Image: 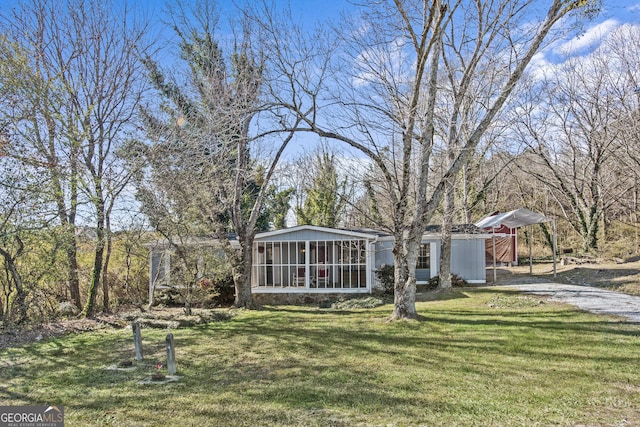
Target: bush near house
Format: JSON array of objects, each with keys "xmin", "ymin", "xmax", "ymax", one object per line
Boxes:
[
  {"xmin": 427, "ymin": 274, "xmax": 468, "ymax": 289},
  {"xmin": 153, "ymin": 275, "xmax": 235, "ymax": 309},
  {"xmin": 375, "ymin": 264, "xmax": 395, "ymax": 295},
  {"xmin": 197, "ymin": 275, "xmax": 235, "ymax": 307}
]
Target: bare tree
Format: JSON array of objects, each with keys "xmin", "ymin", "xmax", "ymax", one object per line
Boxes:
[
  {"xmin": 139, "ymin": 2, "xmax": 301, "ymax": 308},
  {"xmin": 0, "ymin": 0, "xmax": 152, "ymax": 317},
  {"xmin": 0, "ymin": 1, "xmax": 84, "ymax": 310},
  {"xmin": 515, "ymin": 24, "xmax": 640, "ymax": 252},
  {"xmin": 253, "ymin": 0, "xmax": 598, "ymax": 319},
  {"xmin": 68, "ymin": 1, "xmax": 151, "ymax": 317}
]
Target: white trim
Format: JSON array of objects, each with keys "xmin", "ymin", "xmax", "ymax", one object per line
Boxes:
[
  {"xmin": 305, "ymin": 240, "xmax": 310, "ymax": 288},
  {"xmin": 430, "ymin": 242, "xmax": 439, "ymax": 278},
  {"xmin": 375, "ymin": 233, "xmax": 492, "ymax": 242},
  {"xmin": 255, "ymin": 225, "xmax": 378, "ymax": 240}
]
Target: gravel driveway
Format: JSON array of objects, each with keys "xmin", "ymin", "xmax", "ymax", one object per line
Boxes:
[{"xmin": 504, "ymin": 281, "xmax": 640, "ymax": 323}]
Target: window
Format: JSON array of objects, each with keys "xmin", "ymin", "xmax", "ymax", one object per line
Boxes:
[{"xmin": 417, "ymin": 243, "xmax": 430, "ymax": 269}]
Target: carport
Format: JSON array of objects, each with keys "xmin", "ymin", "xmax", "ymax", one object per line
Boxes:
[{"xmin": 475, "ymin": 208, "xmax": 557, "ymax": 281}]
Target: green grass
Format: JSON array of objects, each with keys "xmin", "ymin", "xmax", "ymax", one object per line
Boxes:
[{"xmin": 1, "ymin": 288, "xmax": 639, "ymax": 426}]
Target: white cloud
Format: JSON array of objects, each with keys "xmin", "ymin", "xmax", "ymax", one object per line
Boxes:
[
  {"xmin": 527, "ymin": 51, "xmax": 555, "ymax": 81},
  {"xmin": 555, "ymin": 19, "xmax": 620, "ymax": 56},
  {"xmin": 352, "ymin": 36, "xmax": 410, "ymax": 88}
]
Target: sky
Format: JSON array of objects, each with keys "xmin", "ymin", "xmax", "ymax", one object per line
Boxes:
[
  {"xmin": 2, "ymin": 0, "xmax": 638, "ymax": 68},
  {"xmin": 0, "ymin": 0, "xmax": 638, "ymax": 227},
  {"xmin": 548, "ymin": 1, "xmax": 640, "ymax": 56},
  {"xmin": 128, "ymin": 0, "xmax": 640, "ymax": 91}
]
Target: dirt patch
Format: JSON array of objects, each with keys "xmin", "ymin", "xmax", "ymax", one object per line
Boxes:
[
  {"xmin": 0, "ymin": 307, "xmax": 234, "ymax": 351},
  {"xmin": 486, "ymin": 294, "xmax": 546, "ymax": 309},
  {"xmin": 0, "ymin": 315, "xmax": 125, "ymax": 351}
]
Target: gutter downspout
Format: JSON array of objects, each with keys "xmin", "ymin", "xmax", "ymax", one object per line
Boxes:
[{"xmin": 529, "ymin": 225, "xmax": 533, "ymax": 275}]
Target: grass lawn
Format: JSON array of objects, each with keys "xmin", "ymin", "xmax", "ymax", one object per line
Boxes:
[{"xmin": 1, "ymin": 288, "xmax": 639, "ymax": 426}]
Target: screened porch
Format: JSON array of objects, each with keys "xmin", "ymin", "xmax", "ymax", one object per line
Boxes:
[{"xmin": 251, "ymin": 230, "xmax": 375, "ymax": 292}]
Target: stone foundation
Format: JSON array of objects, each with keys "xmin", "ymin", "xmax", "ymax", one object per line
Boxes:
[{"xmin": 253, "ymin": 293, "xmax": 366, "ymax": 306}]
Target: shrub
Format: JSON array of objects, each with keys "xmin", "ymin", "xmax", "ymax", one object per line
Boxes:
[
  {"xmin": 427, "ymin": 274, "xmax": 468, "ymax": 289},
  {"xmin": 375, "ymin": 264, "xmax": 395, "ymax": 295},
  {"xmin": 197, "ymin": 274, "xmax": 235, "ymax": 307},
  {"xmin": 330, "ymin": 296, "xmax": 385, "ymax": 309}
]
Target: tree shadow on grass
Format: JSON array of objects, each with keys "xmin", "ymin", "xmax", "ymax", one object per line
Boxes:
[{"xmin": 3, "ymin": 292, "xmax": 639, "ymax": 422}]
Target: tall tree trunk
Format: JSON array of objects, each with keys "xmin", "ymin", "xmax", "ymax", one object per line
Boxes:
[
  {"xmin": 83, "ymin": 196, "xmax": 106, "ymax": 318},
  {"xmin": 53, "ymin": 174, "xmax": 81, "ymax": 310},
  {"xmin": 233, "ymin": 238, "xmax": 254, "ymax": 308},
  {"xmin": 439, "ymin": 176, "xmax": 456, "ymax": 290},
  {"xmin": 102, "ymin": 215, "xmax": 112, "ymax": 313},
  {"xmin": 390, "ymin": 232, "xmax": 418, "ymax": 320},
  {"xmin": 462, "ymin": 165, "xmax": 471, "ymax": 224},
  {"xmin": 66, "ymin": 232, "xmax": 82, "ymax": 310}
]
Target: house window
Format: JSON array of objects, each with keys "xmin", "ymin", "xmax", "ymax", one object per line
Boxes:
[{"xmin": 417, "ymin": 243, "xmax": 430, "ymax": 269}]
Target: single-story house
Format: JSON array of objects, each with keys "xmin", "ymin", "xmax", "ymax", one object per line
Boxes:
[{"xmin": 147, "ymin": 224, "xmax": 491, "ymax": 303}]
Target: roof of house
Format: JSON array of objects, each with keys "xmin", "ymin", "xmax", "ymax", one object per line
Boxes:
[
  {"xmin": 349, "ymin": 224, "xmax": 490, "ymax": 241},
  {"xmin": 424, "ymin": 224, "xmax": 486, "ymax": 234},
  {"xmin": 145, "ymin": 224, "xmax": 490, "ymax": 251},
  {"xmin": 254, "ymin": 225, "xmax": 379, "ymax": 240}
]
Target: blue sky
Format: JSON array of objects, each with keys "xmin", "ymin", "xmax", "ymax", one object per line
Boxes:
[
  {"xmin": 557, "ymin": 0, "xmax": 640, "ymax": 52},
  {"xmin": 2, "ymin": 0, "xmax": 637, "ymax": 48}
]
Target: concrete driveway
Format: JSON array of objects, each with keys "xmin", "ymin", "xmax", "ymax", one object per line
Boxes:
[{"xmin": 505, "ymin": 282, "xmax": 640, "ymax": 323}]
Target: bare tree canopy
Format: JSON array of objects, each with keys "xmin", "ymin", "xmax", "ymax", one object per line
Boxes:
[
  {"xmin": 250, "ymin": 0, "xmax": 602, "ymax": 319},
  {"xmin": 138, "ymin": 1, "xmax": 303, "ymax": 308},
  {"xmin": 514, "ymin": 23, "xmax": 640, "ymax": 252},
  {"xmin": 0, "ymin": 0, "xmax": 152, "ymax": 317}
]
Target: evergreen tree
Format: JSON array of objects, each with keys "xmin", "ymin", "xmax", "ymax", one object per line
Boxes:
[{"xmin": 296, "ymin": 152, "xmax": 348, "ymax": 228}]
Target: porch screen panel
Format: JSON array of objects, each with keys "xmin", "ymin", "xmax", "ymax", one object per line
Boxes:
[{"xmin": 252, "ymin": 237, "xmax": 369, "ymax": 289}]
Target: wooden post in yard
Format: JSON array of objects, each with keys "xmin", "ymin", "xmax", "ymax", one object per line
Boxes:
[
  {"xmin": 166, "ymin": 333, "xmax": 177, "ymax": 375},
  {"xmin": 132, "ymin": 321, "xmax": 143, "ymax": 362},
  {"xmin": 552, "ymin": 219, "xmax": 558, "ymax": 279}
]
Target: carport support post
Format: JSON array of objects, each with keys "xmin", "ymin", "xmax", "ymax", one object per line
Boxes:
[
  {"xmin": 529, "ymin": 225, "xmax": 533, "ymax": 275},
  {"xmin": 492, "ymin": 227, "xmax": 497, "ymax": 282},
  {"xmin": 552, "ymin": 219, "xmax": 557, "ymax": 278}
]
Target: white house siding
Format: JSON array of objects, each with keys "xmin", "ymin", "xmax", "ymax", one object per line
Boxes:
[
  {"xmin": 146, "ymin": 226, "xmax": 488, "ymax": 303},
  {"xmin": 451, "ymin": 239, "xmax": 487, "ymax": 283},
  {"xmin": 375, "ymin": 238, "xmax": 486, "ymax": 285}
]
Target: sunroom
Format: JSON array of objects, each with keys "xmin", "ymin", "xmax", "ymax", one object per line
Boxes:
[{"xmin": 251, "ymin": 226, "xmax": 378, "ymax": 293}]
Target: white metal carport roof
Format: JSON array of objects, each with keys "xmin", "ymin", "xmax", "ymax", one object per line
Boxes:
[
  {"xmin": 475, "ymin": 208, "xmax": 552, "ymax": 229},
  {"xmin": 475, "ymin": 208, "xmax": 557, "ymax": 279}
]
